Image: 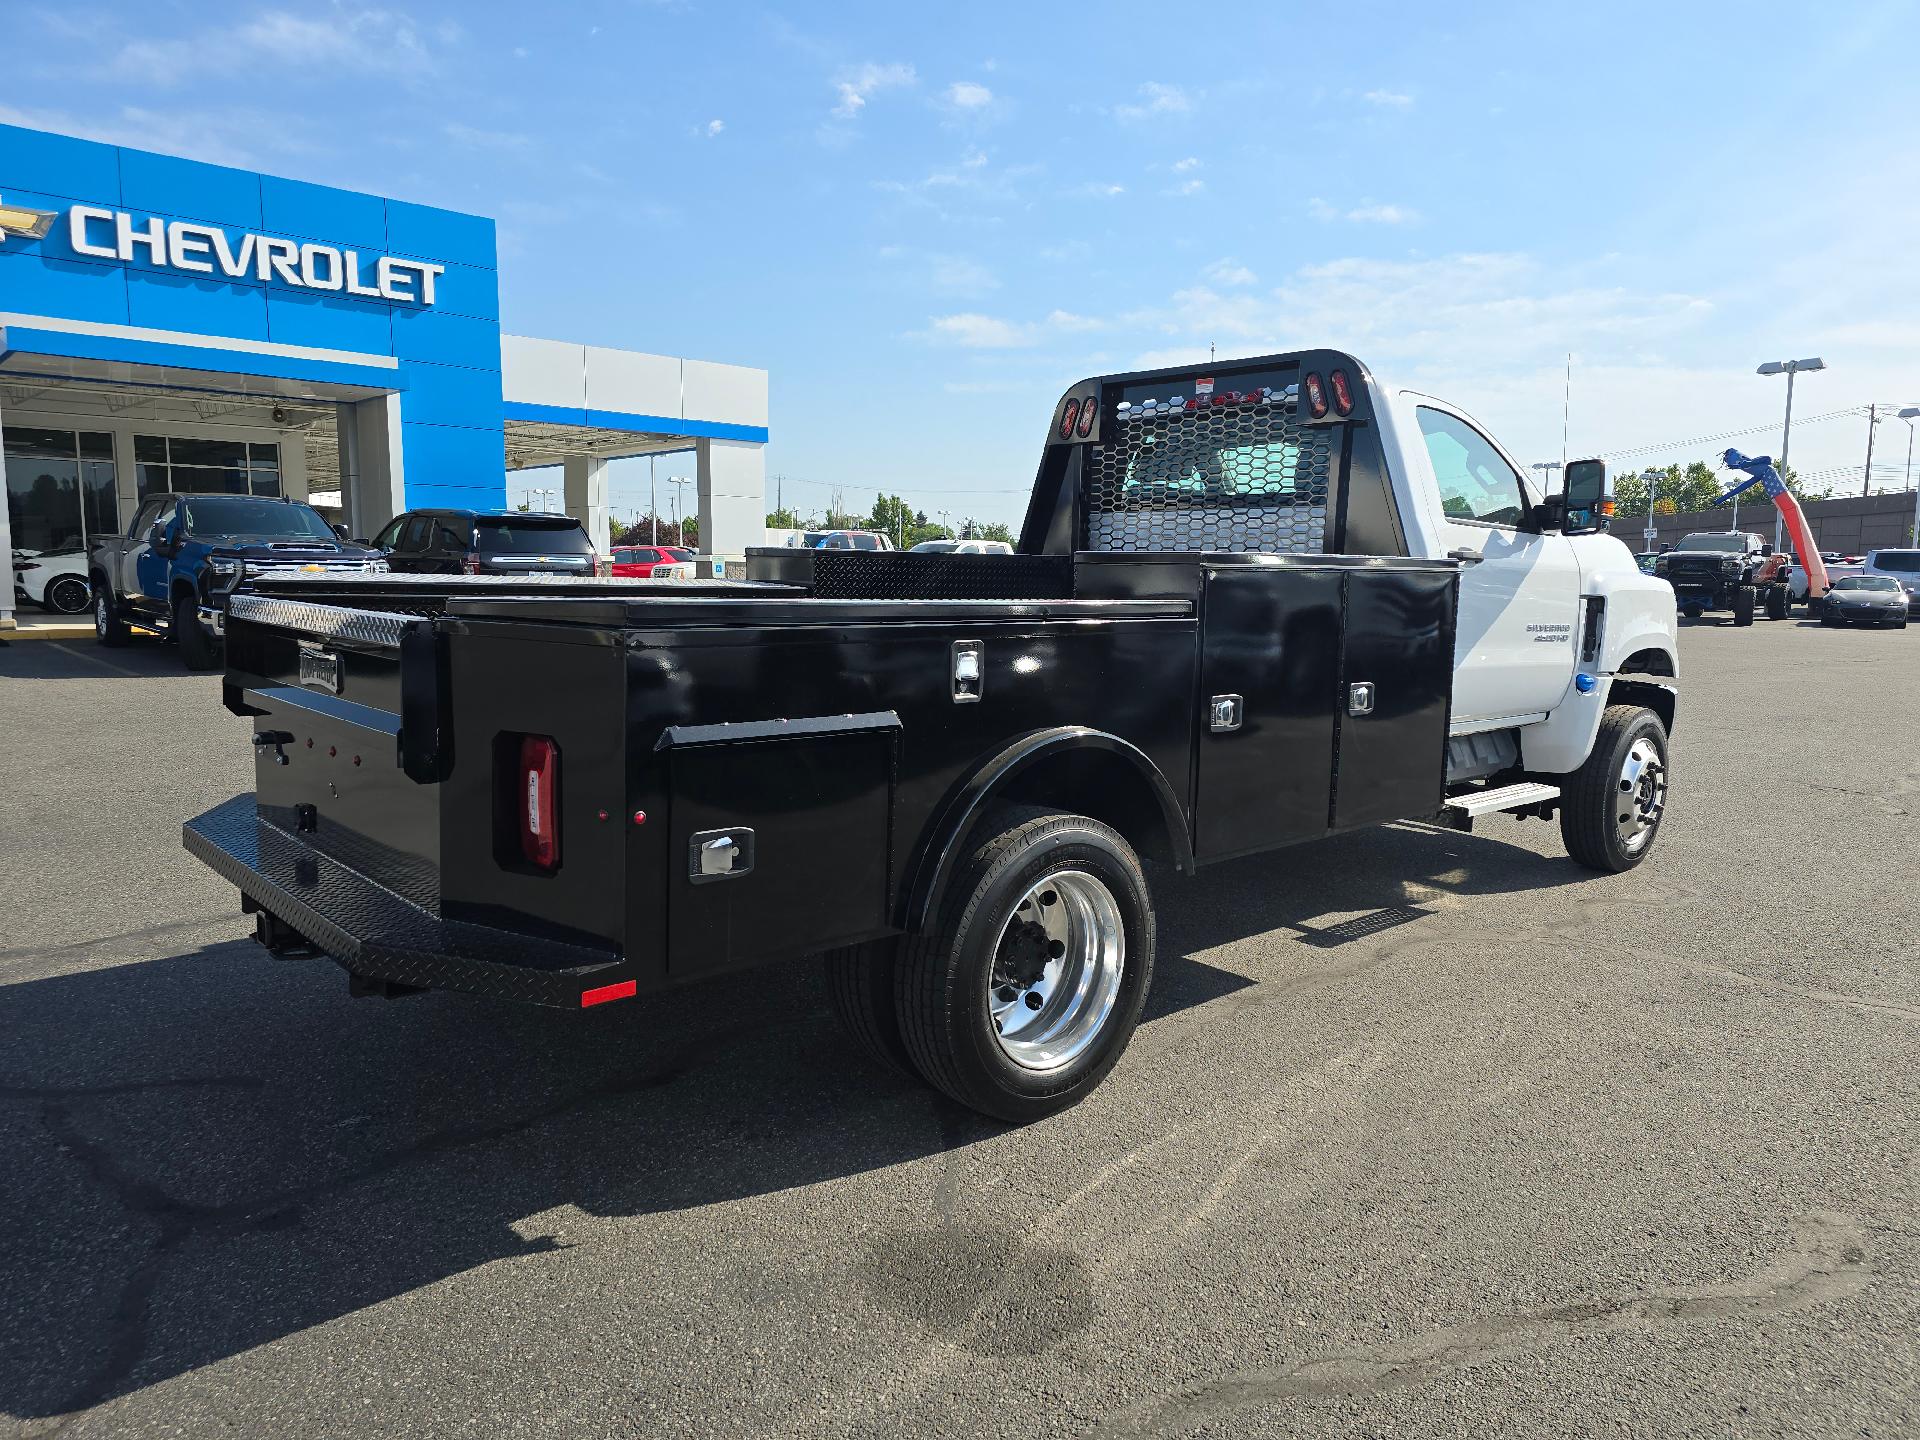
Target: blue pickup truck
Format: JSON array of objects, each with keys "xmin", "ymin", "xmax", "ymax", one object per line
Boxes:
[{"xmin": 89, "ymin": 493, "xmax": 385, "ymax": 669}]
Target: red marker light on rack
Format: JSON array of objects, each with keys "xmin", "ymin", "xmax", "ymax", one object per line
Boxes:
[
  {"xmin": 1329, "ymin": 369, "xmax": 1354, "ymax": 416},
  {"xmin": 1303, "ymin": 372, "xmax": 1329, "ymax": 419}
]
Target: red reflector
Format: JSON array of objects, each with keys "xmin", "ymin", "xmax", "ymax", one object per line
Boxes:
[
  {"xmin": 580, "ymin": 978, "xmax": 637, "ymax": 1008},
  {"xmin": 1060, "ymin": 398, "xmax": 1080, "ymax": 439},
  {"xmin": 1329, "ymin": 368, "xmax": 1354, "ymax": 416},
  {"xmin": 1075, "ymin": 395, "xmax": 1096, "ymax": 438},
  {"xmin": 518, "ymin": 735, "xmax": 560, "ymax": 870},
  {"xmin": 1303, "ymin": 372, "xmax": 1328, "ymax": 419}
]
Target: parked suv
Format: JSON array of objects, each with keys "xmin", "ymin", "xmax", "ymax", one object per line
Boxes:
[
  {"xmin": 372, "ymin": 510, "xmax": 597, "ymax": 576},
  {"xmin": 1653, "ymin": 531, "xmax": 1789, "ymax": 624},
  {"xmin": 1855, "ymin": 547, "xmax": 1920, "ymax": 615},
  {"xmin": 90, "ymin": 493, "xmax": 384, "ymax": 668}
]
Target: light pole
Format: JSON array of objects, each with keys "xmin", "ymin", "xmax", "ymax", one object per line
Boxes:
[
  {"xmin": 1756, "ymin": 356, "xmax": 1825, "ymax": 547},
  {"xmin": 1640, "ymin": 466, "xmax": 1664, "ymax": 549},
  {"xmin": 1530, "ymin": 461, "xmax": 1562, "ymax": 495},
  {"xmin": 1900, "ymin": 406, "xmax": 1920, "ymax": 545},
  {"xmin": 527, "ymin": 486, "xmax": 556, "ymax": 512},
  {"xmin": 667, "ymin": 476, "xmax": 693, "ymax": 544}
]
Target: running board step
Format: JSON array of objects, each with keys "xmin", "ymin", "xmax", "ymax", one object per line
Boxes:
[{"xmin": 1445, "ymin": 781, "xmax": 1562, "ymax": 819}]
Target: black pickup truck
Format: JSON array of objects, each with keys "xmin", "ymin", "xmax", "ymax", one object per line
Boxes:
[{"xmin": 185, "ymin": 348, "xmax": 1677, "ymax": 1121}]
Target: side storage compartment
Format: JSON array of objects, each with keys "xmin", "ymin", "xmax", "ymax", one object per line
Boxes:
[
  {"xmin": 660, "ymin": 714, "xmax": 899, "ymax": 978},
  {"xmin": 1332, "ymin": 563, "xmax": 1456, "ymax": 830}
]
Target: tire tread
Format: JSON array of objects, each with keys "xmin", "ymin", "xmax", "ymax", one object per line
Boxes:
[{"xmin": 1561, "ymin": 703, "xmax": 1664, "ymax": 872}]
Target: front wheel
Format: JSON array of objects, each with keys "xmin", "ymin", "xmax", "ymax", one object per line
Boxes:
[
  {"xmin": 1764, "ymin": 584, "xmax": 1788, "ymax": 621},
  {"xmin": 173, "ymin": 591, "xmax": 220, "ymax": 671},
  {"xmin": 895, "ymin": 809, "xmax": 1153, "ymax": 1123},
  {"xmin": 1559, "ymin": 705, "xmax": 1670, "ymax": 873},
  {"xmin": 1731, "ymin": 585, "xmax": 1756, "ymax": 626}
]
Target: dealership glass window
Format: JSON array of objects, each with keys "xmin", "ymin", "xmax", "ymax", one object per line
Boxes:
[
  {"xmin": 2, "ymin": 427, "xmax": 119, "ymax": 556},
  {"xmin": 134, "ymin": 435, "xmax": 280, "ymax": 501}
]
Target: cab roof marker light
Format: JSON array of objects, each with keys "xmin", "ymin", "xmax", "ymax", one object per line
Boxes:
[{"xmin": 1303, "ymin": 372, "xmax": 1329, "ymax": 420}]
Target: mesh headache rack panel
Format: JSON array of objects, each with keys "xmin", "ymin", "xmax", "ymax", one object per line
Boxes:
[
  {"xmin": 1084, "ymin": 384, "xmax": 1334, "ymax": 554},
  {"xmin": 810, "ymin": 550, "xmax": 1074, "ymax": 600}
]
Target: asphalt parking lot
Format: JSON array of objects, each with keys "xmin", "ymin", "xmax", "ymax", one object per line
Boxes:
[{"xmin": 2, "ymin": 618, "xmax": 1916, "ymax": 1439}]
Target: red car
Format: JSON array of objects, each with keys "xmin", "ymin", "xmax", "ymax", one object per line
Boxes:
[{"xmin": 609, "ymin": 545, "xmax": 687, "ymax": 577}]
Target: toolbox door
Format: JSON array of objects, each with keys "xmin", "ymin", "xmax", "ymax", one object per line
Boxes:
[
  {"xmin": 1332, "ymin": 566, "xmax": 1456, "ymax": 830},
  {"xmin": 660, "ymin": 714, "xmax": 898, "ymax": 979},
  {"xmin": 1194, "ymin": 565, "xmax": 1342, "ymax": 861}
]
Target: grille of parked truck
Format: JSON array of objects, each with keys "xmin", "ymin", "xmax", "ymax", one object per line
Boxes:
[{"xmin": 182, "ymin": 349, "xmax": 1679, "ymax": 1122}]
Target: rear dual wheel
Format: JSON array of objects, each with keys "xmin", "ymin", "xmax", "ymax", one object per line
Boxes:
[{"xmin": 826, "ymin": 808, "xmax": 1153, "ymax": 1123}]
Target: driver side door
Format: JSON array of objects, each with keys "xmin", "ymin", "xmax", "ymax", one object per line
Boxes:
[
  {"xmin": 129, "ymin": 497, "xmax": 177, "ymax": 619},
  {"xmin": 1406, "ymin": 401, "xmax": 1580, "ymax": 723}
]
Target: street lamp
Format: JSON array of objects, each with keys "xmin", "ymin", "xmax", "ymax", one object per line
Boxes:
[
  {"xmin": 1900, "ymin": 406, "xmax": 1920, "ymax": 545},
  {"xmin": 1530, "ymin": 461, "xmax": 1562, "ymax": 492},
  {"xmin": 1640, "ymin": 466, "xmax": 1664, "ymax": 548},
  {"xmin": 1756, "ymin": 357, "xmax": 1825, "ymax": 548}
]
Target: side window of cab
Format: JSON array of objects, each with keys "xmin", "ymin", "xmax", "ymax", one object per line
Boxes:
[
  {"xmin": 372, "ymin": 517, "xmax": 406, "ymax": 550},
  {"xmin": 1415, "ymin": 406, "xmax": 1530, "ymax": 528}
]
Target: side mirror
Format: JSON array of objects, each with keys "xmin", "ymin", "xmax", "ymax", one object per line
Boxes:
[
  {"xmin": 332, "ymin": 524, "xmax": 351, "ymax": 541},
  {"xmin": 1557, "ymin": 458, "xmax": 1610, "ymax": 534},
  {"xmin": 147, "ymin": 523, "xmax": 171, "ymax": 552}
]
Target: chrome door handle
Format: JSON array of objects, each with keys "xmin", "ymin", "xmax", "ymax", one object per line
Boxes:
[{"xmin": 1447, "ymin": 548, "xmax": 1485, "ymax": 565}]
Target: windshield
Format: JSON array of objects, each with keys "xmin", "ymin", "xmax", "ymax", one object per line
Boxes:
[
  {"xmin": 1676, "ymin": 534, "xmax": 1750, "ymax": 553},
  {"xmin": 1834, "ymin": 575, "xmax": 1899, "ymax": 592},
  {"xmin": 181, "ymin": 497, "xmax": 336, "ymax": 541},
  {"xmin": 1871, "ymin": 549, "xmax": 1920, "ymax": 573},
  {"xmin": 474, "ymin": 518, "xmax": 593, "ymax": 555}
]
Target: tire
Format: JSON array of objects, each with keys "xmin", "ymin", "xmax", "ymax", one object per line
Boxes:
[
  {"xmin": 1764, "ymin": 584, "xmax": 1787, "ymax": 621},
  {"xmin": 1680, "ymin": 603, "xmax": 1704, "ymax": 620},
  {"xmin": 173, "ymin": 590, "xmax": 219, "ymax": 671},
  {"xmin": 93, "ymin": 583, "xmax": 130, "ymax": 646},
  {"xmin": 1559, "ymin": 705, "xmax": 1670, "ymax": 873},
  {"xmin": 824, "ymin": 941, "xmax": 916, "ymax": 1079},
  {"xmin": 45, "ymin": 574, "xmax": 91, "ymax": 614},
  {"xmin": 895, "ymin": 808, "xmax": 1153, "ymax": 1124},
  {"xmin": 1731, "ymin": 585, "xmax": 1755, "ymax": 626},
  {"xmin": 1820, "ymin": 614, "xmax": 1839, "ymax": 627}
]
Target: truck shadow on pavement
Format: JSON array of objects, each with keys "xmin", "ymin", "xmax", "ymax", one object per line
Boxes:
[{"xmin": 0, "ymin": 820, "xmax": 1580, "ymax": 1420}]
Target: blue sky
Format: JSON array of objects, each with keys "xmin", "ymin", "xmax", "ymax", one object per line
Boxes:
[{"xmin": 8, "ymin": 1, "xmax": 1920, "ymax": 527}]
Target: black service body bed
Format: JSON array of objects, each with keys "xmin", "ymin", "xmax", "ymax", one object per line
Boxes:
[{"xmin": 186, "ymin": 552, "xmax": 1456, "ymax": 1009}]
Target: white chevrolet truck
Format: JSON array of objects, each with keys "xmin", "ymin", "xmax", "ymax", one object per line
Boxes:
[{"xmin": 184, "ymin": 348, "xmax": 1679, "ymax": 1122}]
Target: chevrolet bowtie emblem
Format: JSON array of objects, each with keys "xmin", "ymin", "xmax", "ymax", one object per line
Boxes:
[{"xmin": 0, "ymin": 196, "xmax": 57, "ymax": 244}]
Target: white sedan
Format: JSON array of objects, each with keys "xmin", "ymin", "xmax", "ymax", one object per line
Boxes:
[{"xmin": 11, "ymin": 549, "xmax": 92, "ymax": 614}]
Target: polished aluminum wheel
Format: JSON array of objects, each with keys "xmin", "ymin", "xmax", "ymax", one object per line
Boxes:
[
  {"xmin": 1616, "ymin": 735, "xmax": 1667, "ymax": 854},
  {"xmin": 987, "ymin": 870, "xmax": 1125, "ymax": 1072}
]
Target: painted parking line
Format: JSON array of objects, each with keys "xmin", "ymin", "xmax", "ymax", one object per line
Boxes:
[{"xmin": 47, "ymin": 642, "xmax": 147, "ymax": 679}]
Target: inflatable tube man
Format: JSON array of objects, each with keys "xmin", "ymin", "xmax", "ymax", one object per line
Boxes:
[{"xmin": 1717, "ymin": 449, "xmax": 1829, "ymax": 600}]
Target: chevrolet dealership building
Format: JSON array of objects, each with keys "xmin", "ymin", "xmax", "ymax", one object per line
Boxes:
[{"xmin": 0, "ymin": 122, "xmax": 768, "ymax": 629}]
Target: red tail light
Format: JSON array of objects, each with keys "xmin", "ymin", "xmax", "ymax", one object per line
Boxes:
[
  {"xmin": 518, "ymin": 735, "xmax": 560, "ymax": 870},
  {"xmin": 1303, "ymin": 372, "xmax": 1329, "ymax": 419},
  {"xmin": 1075, "ymin": 395, "xmax": 1096, "ymax": 438},
  {"xmin": 1329, "ymin": 368, "xmax": 1354, "ymax": 416},
  {"xmin": 462, "ymin": 555, "xmax": 481, "ymax": 574},
  {"xmin": 1060, "ymin": 398, "xmax": 1081, "ymax": 439}
]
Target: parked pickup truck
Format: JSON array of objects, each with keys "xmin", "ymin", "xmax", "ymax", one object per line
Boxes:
[
  {"xmin": 1652, "ymin": 530, "xmax": 1790, "ymax": 624},
  {"xmin": 90, "ymin": 493, "xmax": 386, "ymax": 669},
  {"xmin": 183, "ymin": 349, "xmax": 1679, "ymax": 1122}
]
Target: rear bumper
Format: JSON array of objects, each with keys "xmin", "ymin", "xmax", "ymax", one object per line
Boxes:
[{"xmin": 184, "ymin": 795, "xmax": 635, "ymax": 1008}]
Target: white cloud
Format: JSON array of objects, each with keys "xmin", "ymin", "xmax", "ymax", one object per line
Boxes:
[
  {"xmin": 1074, "ymin": 182, "xmax": 1126, "ymax": 198},
  {"xmin": 1172, "ymin": 156, "xmax": 1202, "ymax": 172},
  {"xmin": 1166, "ymin": 178, "xmax": 1206, "ymax": 197},
  {"xmin": 1204, "ymin": 258, "xmax": 1257, "ymax": 287},
  {"xmin": 922, "ymin": 310, "xmax": 1105, "ymax": 349},
  {"xmin": 946, "ymin": 81, "xmax": 993, "ymax": 109},
  {"xmin": 930, "ymin": 254, "xmax": 1000, "ymax": 294},
  {"xmin": 928, "ymin": 313, "xmax": 1035, "ymax": 348},
  {"xmin": 1116, "ymin": 81, "xmax": 1192, "ymax": 121},
  {"xmin": 101, "ymin": 7, "xmax": 452, "ymax": 86},
  {"xmin": 704, "ymin": 118, "xmax": 725, "ymax": 137},
  {"xmin": 1308, "ymin": 197, "xmax": 1418, "ymax": 224},
  {"xmin": 1363, "ymin": 89, "xmax": 1413, "ymax": 107},
  {"xmin": 832, "ymin": 61, "xmax": 916, "ymax": 119},
  {"xmin": 442, "ymin": 122, "xmax": 532, "ymax": 154}
]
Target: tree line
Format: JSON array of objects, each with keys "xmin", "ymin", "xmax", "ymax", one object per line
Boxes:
[{"xmin": 1609, "ymin": 460, "xmax": 1801, "ymax": 518}]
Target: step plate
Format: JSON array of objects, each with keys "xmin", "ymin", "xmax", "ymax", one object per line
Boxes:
[{"xmin": 1446, "ymin": 781, "xmax": 1562, "ymax": 818}]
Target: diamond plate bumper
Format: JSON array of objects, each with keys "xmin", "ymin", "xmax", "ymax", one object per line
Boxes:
[{"xmin": 184, "ymin": 795, "xmax": 633, "ymax": 1008}]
